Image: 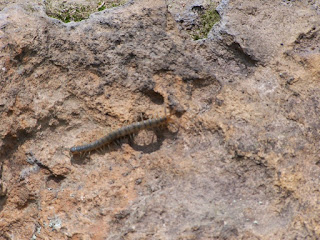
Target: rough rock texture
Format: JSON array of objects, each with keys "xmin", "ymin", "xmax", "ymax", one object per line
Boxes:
[{"xmin": 1, "ymin": 0, "xmax": 320, "ymax": 239}]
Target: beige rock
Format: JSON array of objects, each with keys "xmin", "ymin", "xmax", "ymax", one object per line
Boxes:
[{"xmin": 1, "ymin": 0, "xmax": 320, "ymax": 239}]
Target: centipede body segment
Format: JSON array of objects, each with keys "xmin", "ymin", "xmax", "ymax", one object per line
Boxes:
[{"xmin": 70, "ymin": 111, "xmax": 173, "ymax": 155}]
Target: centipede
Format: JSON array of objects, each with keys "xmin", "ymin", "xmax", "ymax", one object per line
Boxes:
[{"xmin": 70, "ymin": 109, "xmax": 174, "ymax": 156}]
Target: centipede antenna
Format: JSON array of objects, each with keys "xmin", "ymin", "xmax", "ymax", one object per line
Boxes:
[{"xmin": 140, "ymin": 112, "xmax": 143, "ymax": 121}]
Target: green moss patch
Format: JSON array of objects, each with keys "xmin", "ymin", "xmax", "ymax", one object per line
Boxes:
[
  {"xmin": 192, "ymin": 3, "xmax": 220, "ymax": 40},
  {"xmin": 45, "ymin": 0, "xmax": 126, "ymax": 23}
]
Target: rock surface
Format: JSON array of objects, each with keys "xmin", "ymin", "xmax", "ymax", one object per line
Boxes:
[{"xmin": 1, "ymin": 0, "xmax": 320, "ymax": 239}]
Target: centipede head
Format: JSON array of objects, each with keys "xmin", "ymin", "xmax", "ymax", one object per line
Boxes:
[{"xmin": 164, "ymin": 107, "xmax": 179, "ymax": 132}]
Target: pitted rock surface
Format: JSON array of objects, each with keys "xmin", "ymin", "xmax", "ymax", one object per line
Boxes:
[{"xmin": 1, "ymin": 0, "xmax": 320, "ymax": 239}]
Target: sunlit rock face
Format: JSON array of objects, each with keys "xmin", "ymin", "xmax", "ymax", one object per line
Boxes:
[{"xmin": 1, "ymin": 0, "xmax": 320, "ymax": 239}]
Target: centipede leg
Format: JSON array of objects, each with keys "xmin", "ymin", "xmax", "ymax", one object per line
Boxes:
[
  {"xmin": 127, "ymin": 134, "xmax": 132, "ymax": 145},
  {"xmin": 151, "ymin": 132, "xmax": 155, "ymax": 144},
  {"xmin": 129, "ymin": 134, "xmax": 134, "ymax": 141}
]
